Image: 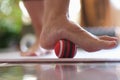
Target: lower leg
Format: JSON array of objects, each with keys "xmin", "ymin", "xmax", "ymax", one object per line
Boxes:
[
  {"xmin": 22, "ymin": 0, "xmax": 44, "ymax": 56},
  {"xmin": 23, "ymin": 0, "xmax": 44, "ymax": 37}
]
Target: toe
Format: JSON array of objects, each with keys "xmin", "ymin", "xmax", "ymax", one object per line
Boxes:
[
  {"xmin": 99, "ymin": 40, "xmax": 117, "ymax": 49},
  {"xmin": 99, "ymin": 35, "xmax": 118, "ymax": 41}
]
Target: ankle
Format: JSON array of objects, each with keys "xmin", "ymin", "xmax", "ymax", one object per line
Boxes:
[{"xmin": 42, "ymin": 13, "xmax": 68, "ymax": 25}]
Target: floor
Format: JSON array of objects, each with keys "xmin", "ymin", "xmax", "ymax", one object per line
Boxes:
[{"xmin": 0, "ymin": 45, "xmax": 120, "ymax": 80}]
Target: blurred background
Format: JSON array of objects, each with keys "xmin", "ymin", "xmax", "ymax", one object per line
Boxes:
[
  {"xmin": 0, "ymin": 0, "xmax": 33, "ymax": 52},
  {"xmin": 0, "ymin": 0, "xmax": 120, "ymax": 52},
  {"xmin": 0, "ymin": 0, "xmax": 22, "ymax": 51}
]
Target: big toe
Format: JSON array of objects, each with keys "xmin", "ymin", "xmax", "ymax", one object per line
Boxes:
[{"xmin": 100, "ymin": 40, "xmax": 117, "ymax": 49}]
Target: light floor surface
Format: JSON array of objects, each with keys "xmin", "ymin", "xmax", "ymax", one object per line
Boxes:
[{"xmin": 0, "ymin": 44, "xmax": 120, "ymax": 59}]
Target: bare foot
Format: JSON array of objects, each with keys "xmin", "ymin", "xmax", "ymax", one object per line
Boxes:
[
  {"xmin": 40, "ymin": 15, "xmax": 118, "ymax": 52},
  {"xmin": 21, "ymin": 40, "xmax": 51, "ymax": 56}
]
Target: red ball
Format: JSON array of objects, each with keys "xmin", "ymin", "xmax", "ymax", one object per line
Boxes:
[{"xmin": 54, "ymin": 39, "xmax": 77, "ymax": 58}]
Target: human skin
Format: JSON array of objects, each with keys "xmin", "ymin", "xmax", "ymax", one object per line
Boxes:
[
  {"xmin": 22, "ymin": 0, "xmax": 44, "ymax": 56},
  {"xmin": 22, "ymin": 0, "xmax": 118, "ymax": 56},
  {"xmin": 40, "ymin": 0, "xmax": 118, "ymax": 51}
]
